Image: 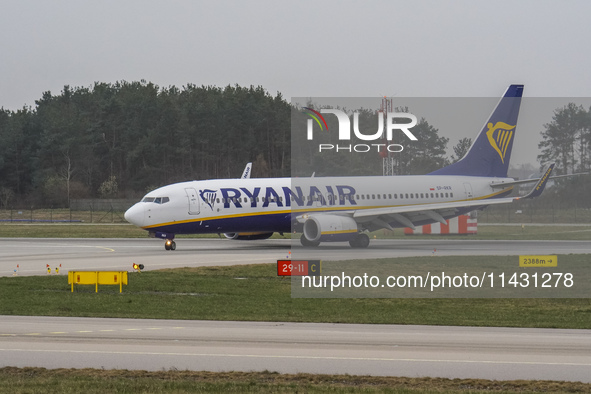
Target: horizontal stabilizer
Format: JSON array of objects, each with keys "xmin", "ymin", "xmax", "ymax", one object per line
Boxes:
[{"xmin": 490, "ymin": 168, "xmax": 587, "ymax": 189}]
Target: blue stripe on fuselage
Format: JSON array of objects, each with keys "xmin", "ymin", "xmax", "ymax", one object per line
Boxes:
[{"xmin": 147, "ymin": 211, "xmax": 292, "ymax": 235}]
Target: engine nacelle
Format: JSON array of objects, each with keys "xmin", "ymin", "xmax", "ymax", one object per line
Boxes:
[
  {"xmin": 302, "ymin": 215, "xmax": 358, "ymax": 243},
  {"xmin": 224, "ymin": 232, "xmax": 274, "ymax": 240}
]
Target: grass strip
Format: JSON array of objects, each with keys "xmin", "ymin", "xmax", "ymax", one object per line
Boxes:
[
  {"xmin": 1, "ymin": 367, "xmax": 590, "ymax": 393},
  {"xmin": 1, "ymin": 258, "xmax": 590, "ymax": 328}
]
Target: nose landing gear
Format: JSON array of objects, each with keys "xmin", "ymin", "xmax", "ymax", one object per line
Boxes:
[
  {"xmin": 150, "ymin": 231, "xmax": 177, "ymax": 251},
  {"xmin": 164, "ymin": 239, "xmax": 176, "ymax": 251}
]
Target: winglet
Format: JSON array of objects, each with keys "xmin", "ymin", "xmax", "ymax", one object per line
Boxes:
[
  {"xmin": 241, "ymin": 162, "xmax": 252, "ymax": 179},
  {"xmin": 519, "ymin": 163, "xmax": 555, "ymax": 199}
]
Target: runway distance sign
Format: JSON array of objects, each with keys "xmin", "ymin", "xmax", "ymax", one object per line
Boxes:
[
  {"xmin": 519, "ymin": 255, "xmax": 557, "ymax": 267},
  {"xmin": 277, "ymin": 260, "xmax": 321, "ymax": 276}
]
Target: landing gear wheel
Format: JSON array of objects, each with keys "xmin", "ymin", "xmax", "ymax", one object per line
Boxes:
[
  {"xmin": 165, "ymin": 239, "xmax": 176, "ymax": 251},
  {"xmin": 300, "ymin": 234, "xmax": 320, "ymax": 247},
  {"xmin": 349, "ymin": 233, "xmax": 370, "ymax": 248}
]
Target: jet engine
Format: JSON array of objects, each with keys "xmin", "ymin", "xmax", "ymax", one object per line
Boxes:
[{"xmin": 302, "ymin": 214, "xmax": 358, "ymax": 243}]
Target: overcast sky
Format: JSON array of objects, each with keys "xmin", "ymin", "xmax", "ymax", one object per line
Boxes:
[{"xmin": 1, "ymin": 0, "xmax": 590, "ymax": 167}]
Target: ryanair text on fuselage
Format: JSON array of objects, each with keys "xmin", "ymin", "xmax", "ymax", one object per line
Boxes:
[{"xmin": 205, "ymin": 185, "xmax": 358, "ymax": 210}]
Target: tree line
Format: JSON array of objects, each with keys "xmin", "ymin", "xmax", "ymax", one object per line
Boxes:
[
  {"xmin": 536, "ymin": 102, "xmax": 591, "ymax": 207},
  {"xmin": 0, "ymin": 82, "xmax": 290, "ymax": 207},
  {"xmin": 0, "ymin": 81, "xmax": 589, "ymax": 208},
  {"xmin": 538, "ymin": 102, "xmax": 591, "ymax": 174}
]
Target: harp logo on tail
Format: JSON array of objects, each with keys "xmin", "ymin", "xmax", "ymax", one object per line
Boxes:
[
  {"xmin": 486, "ymin": 122, "xmax": 515, "ymax": 163},
  {"xmin": 199, "ymin": 189, "xmax": 218, "ymax": 210}
]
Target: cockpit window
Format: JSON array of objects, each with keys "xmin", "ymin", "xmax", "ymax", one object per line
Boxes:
[{"xmin": 142, "ymin": 196, "xmax": 169, "ymax": 204}]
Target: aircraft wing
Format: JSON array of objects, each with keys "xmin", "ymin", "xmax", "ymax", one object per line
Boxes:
[
  {"xmin": 350, "ymin": 196, "xmax": 515, "ymax": 230},
  {"xmin": 307, "ymin": 163, "xmax": 555, "ymax": 231}
]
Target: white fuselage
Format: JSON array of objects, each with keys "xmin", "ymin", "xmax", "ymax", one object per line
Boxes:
[{"xmin": 124, "ymin": 175, "xmax": 513, "ymax": 235}]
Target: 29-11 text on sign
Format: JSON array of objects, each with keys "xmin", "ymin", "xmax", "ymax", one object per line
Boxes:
[{"xmin": 277, "ymin": 260, "xmax": 322, "ymax": 276}]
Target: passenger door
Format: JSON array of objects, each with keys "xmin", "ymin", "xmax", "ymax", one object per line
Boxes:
[{"xmin": 185, "ymin": 188, "xmax": 200, "ymax": 215}]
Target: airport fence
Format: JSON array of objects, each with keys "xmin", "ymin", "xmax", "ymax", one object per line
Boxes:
[
  {"xmin": 0, "ymin": 207, "xmax": 128, "ymax": 224},
  {"xmin": 478, "ymin": 200, "xmax": 591, "ymax": 224},
  {"xmin": 0, "ymin": 199, "xmax": 137, "ymax": 224},
  {"xmin": 0, "ymin": 200, "xmax": 589, "ymax": 225}
]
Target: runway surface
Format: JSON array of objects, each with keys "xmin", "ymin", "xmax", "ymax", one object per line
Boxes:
[
  {"xmin": 1, "ymin": 316, "xmax": 590, "ymax": 382},
  {"xmin": 3, "ymin": 237, "xmax": 591, "ymax": 276}
]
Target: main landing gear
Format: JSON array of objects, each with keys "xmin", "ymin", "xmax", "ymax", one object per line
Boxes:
[
  {"xmin": 300, "ymin": 234, "xmax": 320, "ymax": 247},
  {"xmin": 164, "ymin": 239, "xmax": 176, "ymax": 251},
  {"xmin": 299, "ymin": 233, "xmax": 370, "ymax": 248},
  {"xmin": 348, "ymin": 233, "xmax": 370, "ymax": 248}
]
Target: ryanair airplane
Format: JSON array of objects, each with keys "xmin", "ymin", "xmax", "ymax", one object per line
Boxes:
[{"xmin": 125, "ymin": 85, "xmax": 554, "ymax": 250}]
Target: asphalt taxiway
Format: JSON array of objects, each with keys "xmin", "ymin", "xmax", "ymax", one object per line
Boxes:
[
  {"xmin": 1, "ymin": 316, "xmax": 590, "ymax": 382},
  {"xmin": 3, "ymin": 237, "xmax": 591, "ymax": 276}
]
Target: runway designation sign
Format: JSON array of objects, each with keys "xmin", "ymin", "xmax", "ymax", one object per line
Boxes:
[
  {"xmin": 277, "ymin": 260, "xmax": 321, "ymax": 276},
  {"xmin": 519, "ymin": 255, "xmax": 557, "ymax": 267}
]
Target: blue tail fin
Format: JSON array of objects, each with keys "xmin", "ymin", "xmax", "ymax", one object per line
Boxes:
[{"xmin": 429, "ymin": 84, "xmax": 524, "ymax": 177}]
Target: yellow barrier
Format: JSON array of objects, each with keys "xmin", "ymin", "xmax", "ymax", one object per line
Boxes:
[{"xmin": 68, "ymin": 271, "xmax": 128, "ymax": 293}]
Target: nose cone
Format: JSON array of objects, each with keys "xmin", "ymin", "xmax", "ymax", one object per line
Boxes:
[{"xmin": 124, "ymin": 203, "xmax": 144, "ymax": 227}]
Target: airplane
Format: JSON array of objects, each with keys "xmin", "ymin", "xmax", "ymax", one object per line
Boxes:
[{"xmin": 124, "ymin": 84, "xmax": 555, "ymax": 250}]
